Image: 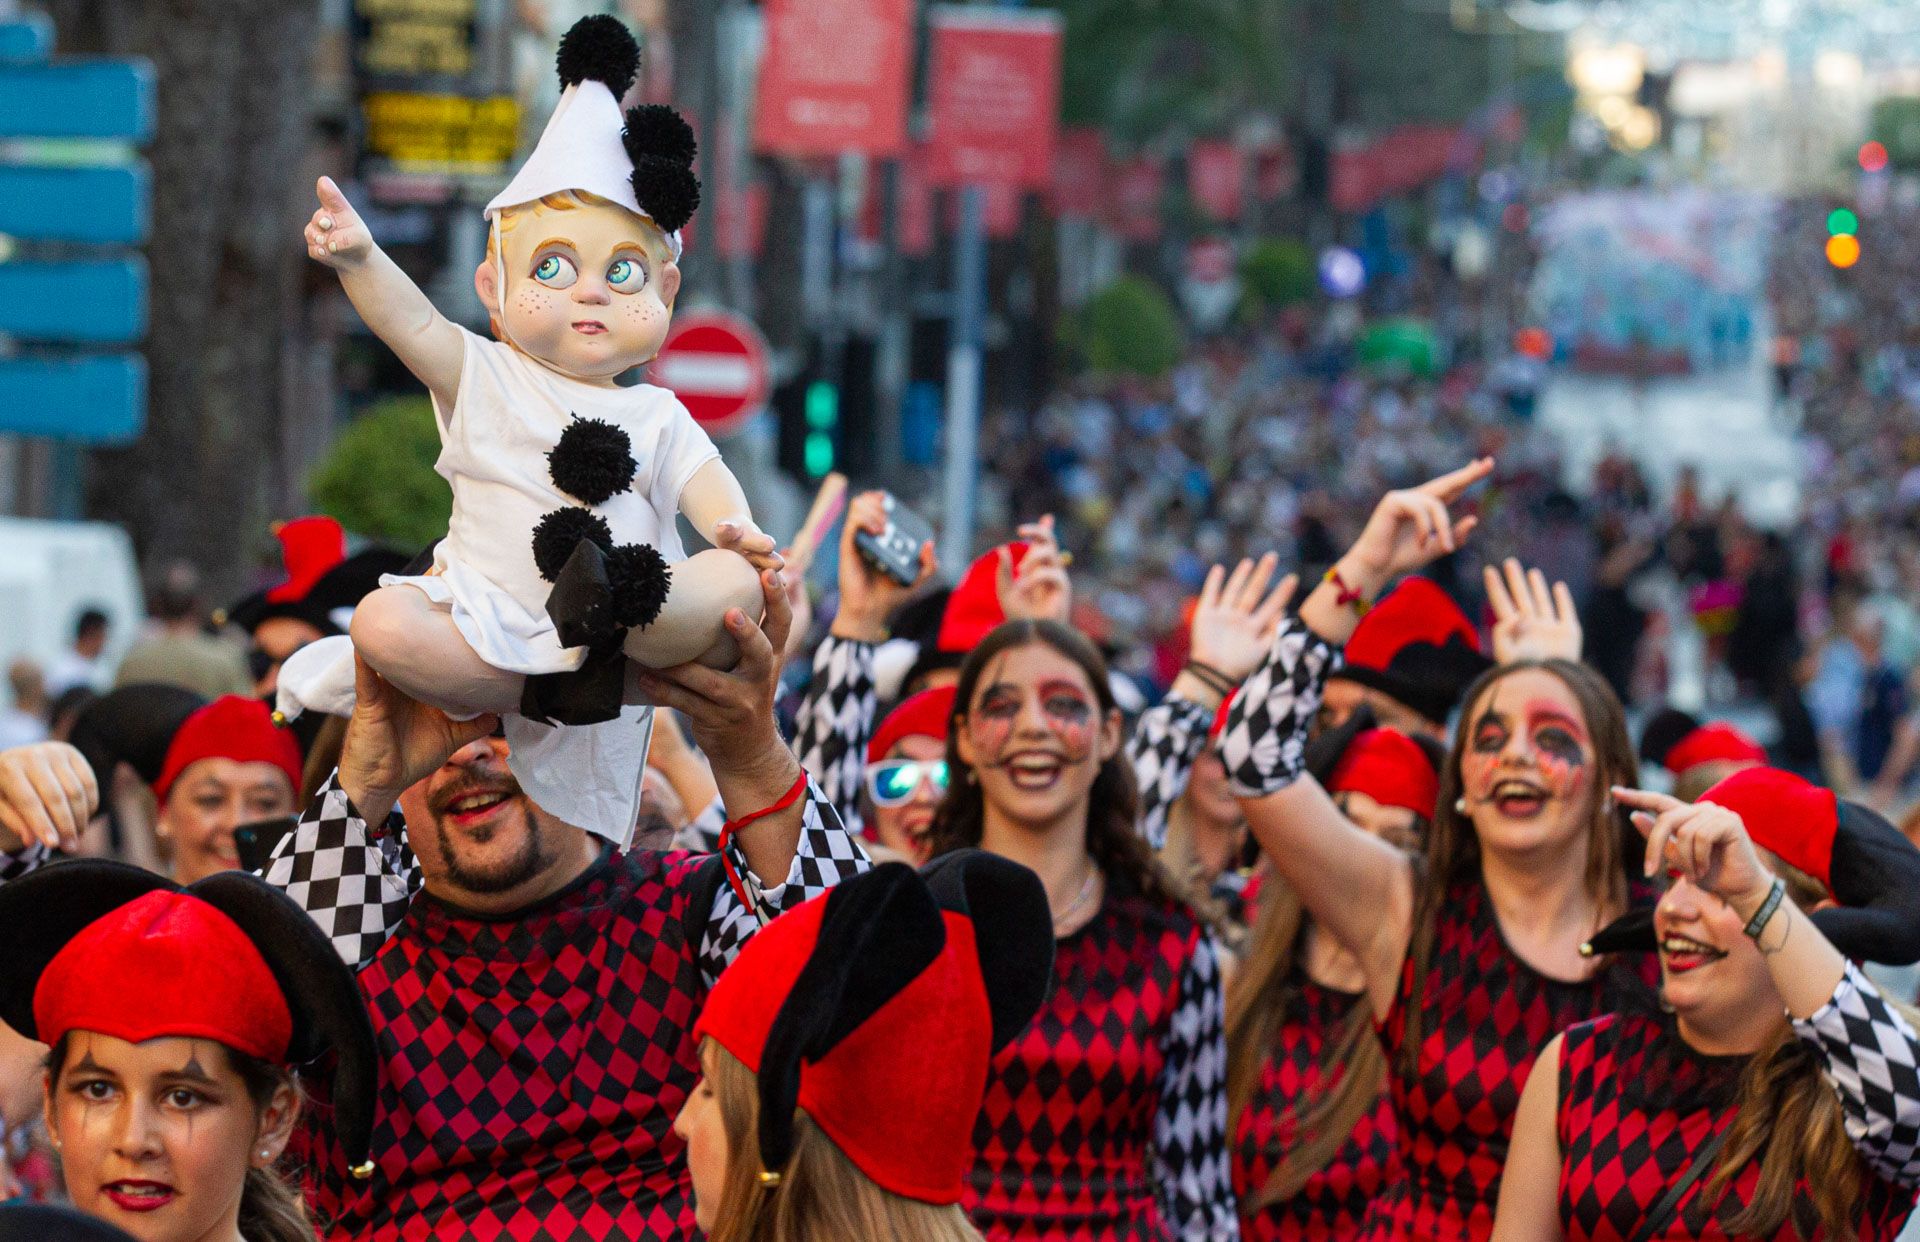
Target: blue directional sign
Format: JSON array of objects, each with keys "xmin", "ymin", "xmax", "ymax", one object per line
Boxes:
[
  {"xmin": 0, "ymin": 16, "xmax": 52, "ymax": 63},
  {"xmin": 0, "ymin": 164, "xmax": 149, "ymax": 244},
  {"xmin": 0, "ymin": 260, "xmax": 147, "ymax": 344},
  {"xmin": 0, "ymin": 356, "xmax": 146, "ymax": 444},
  {"xmin": 0, "ymin": 60, "xmax": 154, "ymax": 140}
]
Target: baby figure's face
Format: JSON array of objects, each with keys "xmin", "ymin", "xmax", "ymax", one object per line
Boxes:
[{"xmin": 478, "ymin": 198, "xmax": 681, "ymax": 381}]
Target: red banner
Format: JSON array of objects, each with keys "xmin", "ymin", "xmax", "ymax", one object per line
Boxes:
[
  {"xmin": 1331, "ymin": 125, "xmax": 1465, "ymax": 213},
  {"xmin": 1052, "ymin": 127, "xmax": 1106, "ymax": 218},
  {"xmin": 1255, "ymin": 141, "xmax": 1295, "ymax": 201},
  {"xmin": 715, "ymin": 183, "xmax": 769, "ymax": 259},
  {"xmin": 898, "ymin": 145, "xmax": 935, "ymax": 256},
  {"xmin": 753, "ymin": 0, "xmax": 911, "ymax": 157},
  {"xmin": 1108, "ymin": 156, "xmax": 1164, "ymax": 242},
  {"xmin": 925, "ymin": 7, "xmax": 1063, "ymax": 189},
  {"xmin": 1187, "ymin": 140, "xmax": 1243, "ymax": 221}
]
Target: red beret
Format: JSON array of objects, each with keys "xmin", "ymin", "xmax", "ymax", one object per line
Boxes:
[
  {"xmin": 1328, "ymin": 728, "xmax": 1439, "ymax": 820},
  {"xmin": 868, "ymin": 686, "xmax": 958, "ymax": 764},
  {"xmin": 1698, "ymin": 766, "xmax": 1837, "ymax": 891},
  {"xmin": 35, "ymin": 889, "xmax": 293, "ymax": 1062},
  {"xmin": 152, "ymin": 695, "xmax": 303, "ymax": 806},
  {"xmin": 937, "ymin": 542, "xmax": 1030, "ymax": 654},
  {"xmin": 1663, "ymin": 722, "xmax": 1767, "ymax": 775},
  {"xmin": 1335, "ymin": 578, "xmax": 1489, "ymax": 724},
  {"xmin": 265, "ymin": 516, "xmax": 347, "ymax": 604}
]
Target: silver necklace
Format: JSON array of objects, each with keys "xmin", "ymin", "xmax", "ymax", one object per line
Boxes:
[{"xmin": 1051, "ymin": 865, "xmax": 1099, "ymax": 932}]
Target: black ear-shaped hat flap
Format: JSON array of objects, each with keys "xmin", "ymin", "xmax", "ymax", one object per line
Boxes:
[
  {"xmin": 1808, "ymin": 800, "xmax": 1920, "ymax": 965},
  {"xmin": 1639, "ymin": 706, "xmax": 1703, "ymax": 769},
  {"xmin": 1304, "ymin": 701, "xmax": 1377, "ymax": 786},
  {"xmin": 1580, "ymin": 905, "xmax": 1656, "ymax": 958},
  {"xmin": 69, "ymin": 683, "xmax": 206, "ymax": 788},
  {"xmin": 0, "ymin": 1203, "xmax": 139, "ymax": 1241},
  {"xmin": 193, "ymin": 871, "xmax": 380, "ymax": 1175},
  {"xmin": 919, "ymin": 849, "xmax": 1055, "ymax": 1051},
  {"xmin": 756, "ymin": 863, "xmax": 947, "ymax": 1174},
  {"xmin": 0, "ymin": 858, "xmax": 177, "ymax": 1039}
]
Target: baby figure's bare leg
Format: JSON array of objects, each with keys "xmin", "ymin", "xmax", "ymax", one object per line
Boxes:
[
  {"xmin": 621, "ymin": 549, "xmax": 763, "ymax": 671},
  {"xmin": 352, "ymin": 584, "xmax": 525, "ymax": 716}
]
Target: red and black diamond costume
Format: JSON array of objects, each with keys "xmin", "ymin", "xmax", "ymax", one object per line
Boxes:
[
  {"xmin": 1555, "ymin": 983, "xmax": 1918, "ymax": 1242},
  {"xmin": 1234, "ymin": 968, "xmax": 1398, "ymax": 1242},
  {"xmin": 1366, "ymin": 879, "xmax": 1655, "ymax": 1242},
  {"xmin": 262, "ymin": 771, "xmax": 869, "ymax": 1240},
  {"xmin": 965, "ymin": 884, "xmax": 1239, "ymax": 1241}
]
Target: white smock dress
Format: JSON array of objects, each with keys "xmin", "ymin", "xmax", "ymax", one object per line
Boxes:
[{"xmin": 384, "ymin": 323, "xmax": 720, "ymax": 841}]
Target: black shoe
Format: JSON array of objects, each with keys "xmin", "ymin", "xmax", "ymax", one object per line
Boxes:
[
  {"xmin": 520, "ymin": 645, "xmax": 626, "ymax": 726},
  {"xmin": 546, "ymin": 539, "xmax": 621, "ymax": 649}
]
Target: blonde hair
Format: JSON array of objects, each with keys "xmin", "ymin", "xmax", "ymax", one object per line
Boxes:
[{"xmin": 699, "ymin": 1040, "xmax": 985, "ymax": 1242}]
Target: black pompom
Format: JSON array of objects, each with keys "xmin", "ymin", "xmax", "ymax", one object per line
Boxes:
[
  {"xmin": 607, "ymin": 543, "xmax": 671, "ymax": 629},
  {"xmin": 556, "ymin": 15, "xmax": 640, "ymax": 94},
  {"xmin": 531, "ymin": 507, "xmax": 614, "ymax": 582},
  {"xmin": 622, "ymin": 104, "xmax": 697, "ymax": 168},
  {"xmin": 632, "ymin": 156, "xmax": 701, "ymax": 233},
  {"xmin": 547, "ymin": 416, "xmax": 636, "ymax": 506}
]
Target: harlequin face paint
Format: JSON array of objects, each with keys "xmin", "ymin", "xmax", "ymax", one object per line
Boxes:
[
  {"xmin": 1459, "ymin": 671, "xmax": 1592, "ymax": 821},
  {"xmin": 960, "ymin": 643, "xmax": 1111, "ymax": 832}
]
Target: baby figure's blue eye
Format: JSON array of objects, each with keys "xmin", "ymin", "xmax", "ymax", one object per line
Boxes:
[
  {"xmin": 532, "ymin": 253, "xmax": 578, "ymax": 289},
  {"xmin": 607, "ymin": 257, "xmax": 646, "ymax": 292}
]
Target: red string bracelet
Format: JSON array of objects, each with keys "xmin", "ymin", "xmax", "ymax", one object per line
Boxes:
[
  {"xmin": 716, "ymin": 770, "xmax": 809, "ymax": 911},
  {"xmin": 1322, "ymin": 566, "xmax": 1373, "ymax": 616}
]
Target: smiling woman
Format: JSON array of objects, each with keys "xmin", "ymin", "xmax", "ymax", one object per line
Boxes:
[{"xmin": 925, "ymin": 619, "xmax": 1241, "ymax": 1242}]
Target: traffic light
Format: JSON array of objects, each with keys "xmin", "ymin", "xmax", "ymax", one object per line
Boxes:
[{"xmin": 804, "ymin": 380, "xmax": 838, "ymax": 478}]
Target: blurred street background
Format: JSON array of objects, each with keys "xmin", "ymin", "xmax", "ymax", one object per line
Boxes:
[{"xmin": 10, "ymin": 0, "xmax": 1920, "ymax": 806}]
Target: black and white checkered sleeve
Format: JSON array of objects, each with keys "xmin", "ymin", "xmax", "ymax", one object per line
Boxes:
[
  {"xmin": 1794, "ymin": 960, "xmax": 1920, "ymax": 1187},
  {"xmin": 1153, "ymin": 930, "xmax": 1240, "ymax": 1241},
  {"xmin": 1220, "ymin": 617, "xmax": 1342, "ymax": 799},
  {"xmin": 697, "ymin": 774, "xmax": 871, "ymax": 987},
  {"xmin": 793, "ymin": 636, "xmax": 878, "ymax": 839},
  {"xmin": 263, "ymin": 772, "xmax": 420, "ymax": 970},
  {"xmin": 0, "ymin": 841, "xmax": 48, "ymax": 885},
  {"xmin": 1128, "ymin": 696, "xmax": 1215, "ymax": 851}
]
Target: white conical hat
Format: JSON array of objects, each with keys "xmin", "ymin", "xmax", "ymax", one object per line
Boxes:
[{"xmin": 483, "ymin": 24, "xmax": 685, "ymax": 259}]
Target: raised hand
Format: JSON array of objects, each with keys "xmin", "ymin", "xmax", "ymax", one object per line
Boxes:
[
  {"xmin": 1612, "ymin": 786, "xmax": 1775, "ymax": 912},
  {"xmin": 337, "ymin": 655, "xmax": 499, "ymax": 827},
  {"xmin": 1000, "ymin": 514, "xmax": 1072, "ymax": 624},
  {"xmin": 0, "ymin": 741, "xmax": 98, "ymax": 854},
  {"xmin": 1190, "ymin": 554, "xmax": 1299, "ymax": 683},
  {"xmin": 1342, "ymin": 458, "xmax": 1493, "ymax": 587},
  {"xmin": 1485, "ymin": 558, "xmax": 1582, "ymax": 664},
  {"xmin": 305, "ymin": 176, "xmax": 375, "ymax": 269},
  {"xmin": 834, "ymin": 490, "xmax": 936, "ymax": 643}
]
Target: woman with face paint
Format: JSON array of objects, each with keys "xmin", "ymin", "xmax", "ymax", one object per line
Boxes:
[
  {"xmin": 925, "ymin": 619, "xmax": 1240, "ymax": 1241},
  {"xmin": 0, "ymin": 859, "xmax": 376, "ymax": 1242},
  {"xmin": 1495, "ymin": 768, "xmax": 1920, "ymax": 1241},
  {"xmin": 1218, "ymin": 459, "xmax": 1658, "ymax": 1242}
]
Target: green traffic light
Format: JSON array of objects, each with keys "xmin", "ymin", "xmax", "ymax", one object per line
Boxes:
[
  {"xmin": 1829, "ymin": 208, "xmax": 1859, "ymax": 236},
  {"xmin": 804, "ymin": 431, "xmax": 835, "ymax": 477},
  {"xmin": 805, "ymin": 381, "xmax": 838, "ymax": 431}
]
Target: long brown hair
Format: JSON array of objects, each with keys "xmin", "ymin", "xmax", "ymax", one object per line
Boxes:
[
  {"xmin": 925, "ymin": 620, "xmax": 1193, "ymax": 912},
  {"xmin": 47, "ymin": 1034, "xmax": 313, "ymax": 1242},
  {"xmin": 1224, "ymin": 874, "xmax": 1388, "ymax": 1210},
  {"xmin": 699, "ymin": 1040, "xmax": 984, "ymax": 1242},
  {"xmin": 1403, "ymin": 659, "xmax": 1637, "ymax": 1075},
  {"xmin": 1698, "ymin": 858, "xmax": 1895, "ymax": 1241}
]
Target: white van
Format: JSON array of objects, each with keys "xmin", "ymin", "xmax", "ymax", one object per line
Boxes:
[{"xmin": 0, "ymin": 517, "xmax": 145, "ymax": 706}]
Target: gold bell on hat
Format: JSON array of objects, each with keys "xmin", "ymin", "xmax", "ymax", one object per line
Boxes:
[
  {"xmin": 351, "ymin": 1160, "xmax": 375, "ymax": 1179},
  {"xmin": 756, "ymin": 1169, "xmax": 783, "ymax": 1188},
  {"xmin": 1577, "ymin": 940, "xmax": 1596, "ymax": 958}
]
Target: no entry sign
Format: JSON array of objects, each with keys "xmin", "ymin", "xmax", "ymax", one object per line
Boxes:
[{"xmin": 648, "ymin": 311, "xmax": 770, "ymax": 440}]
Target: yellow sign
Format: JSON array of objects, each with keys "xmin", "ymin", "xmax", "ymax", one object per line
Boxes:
[
  {"xmin": 354, "ymin": 0, "xmax": 478, "ymax": 78},
  {"xmin": 361, "ymin": 92, "xmax": 519, "ymax": 174}
]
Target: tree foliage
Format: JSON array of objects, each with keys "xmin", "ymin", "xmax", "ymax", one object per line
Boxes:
[
  {"xmin": 308, "ymin": 398, "xmax": 452, "ymax": 548},
  {"xmin": 1239, "ymin": 238, "xmax": 1316, "ymax": 309},
  {"xmin": 1076, "ymin": 276, "xmax": 1186, "ymax": 378}
]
